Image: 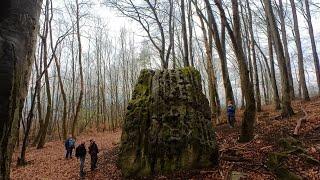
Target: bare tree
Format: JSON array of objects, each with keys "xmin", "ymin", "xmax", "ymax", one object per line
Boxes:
[
  {"xmin": 278, "ymin": 0, "xmax": 295, "ymax": 99},
  {"xmin": 71, "ymin": 0, "xmax": 85, "ymax": 137},
  {"xmin": 214, "ymin": 0, "xmax": 256, "ymax": 142},
  {"xmin": 107, "ymin": 0, "xmax": 173, "ymax": 69},
  {"xmin": 289, "ymin": 0, "xmax": 310, "ymax": 101},
  {"xmin": 304, "ymin": 0, "xmax": 320, "ymax": 95},
  {"xmin": 263, "ymin": 0, "xmax": 294, "ymax": 117}
]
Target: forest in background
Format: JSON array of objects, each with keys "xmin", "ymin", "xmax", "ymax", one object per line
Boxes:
[
  {"xmin": 1, "ymin": 0, "xmax": 320, "ymax": 179},
  {"xmin": 20, "ymin": 0, "xmax": 320, "ymax": 145}
]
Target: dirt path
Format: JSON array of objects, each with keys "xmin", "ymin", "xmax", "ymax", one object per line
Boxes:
[{"xmin": 11, "ymin": 130, "xmax": 121, "ymax": 180}]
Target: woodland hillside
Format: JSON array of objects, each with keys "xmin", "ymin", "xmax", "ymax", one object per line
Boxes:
[
  {"xmin": 10, "ymin": 97, "xmax": 320, "ymax": 179},
  {"xmin": 0, "ymin": 0, "xmax": 320, "ymax": 179}
]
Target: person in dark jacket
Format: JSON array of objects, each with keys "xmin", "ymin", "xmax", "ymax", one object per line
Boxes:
[
  {"xmin": 64, "ymin": 134, "xmax": 75, "ymax": 159},
  {"xmin": 227, "ymin": 100, "xmax": 236, "ymax": 128},
  {"xmin": 88, "ymin": 139, "xmax": 99, "ymax": 171},
  {"xmin": 75, "ymin": 141, "xmax": 87, "ymax": 177}
]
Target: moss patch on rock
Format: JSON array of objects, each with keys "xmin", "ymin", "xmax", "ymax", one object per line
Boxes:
[{"xmin": 118, "ymin": 68, "xmax": 219, "ymax": 177}]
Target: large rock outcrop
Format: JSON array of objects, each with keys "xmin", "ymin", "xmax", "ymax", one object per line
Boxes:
[{"xmin": 119, "ymin": 67, "xmax": 219, "ymax": 177}]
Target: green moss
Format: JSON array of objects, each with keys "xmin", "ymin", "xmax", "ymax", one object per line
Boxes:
[
  {"xmin": 275, "ymin": 167, "xmax": 302, "ymax": 180},
  {"xmin": 278, "ymin": 137, "xmax": 302, "ymax": 150},
  {"xmin": 266, "ymin": 152, "xmax": 288, "ymax": 170},
  {"xmin": 300, "ymin": 153, "xmax": 320, "ymax": 165},
  {"xmin": 266, "ymin": 152, "xmax": 302, "ymax": 180},
  {"xmin": 119, "ymin": 68, "xmax": 218, "ymax": 177},
  {"xmin": 180, "ymin": 67, "xmax": 201, "ymax": 83}
]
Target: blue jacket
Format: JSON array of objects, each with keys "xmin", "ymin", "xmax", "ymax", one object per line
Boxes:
[
  {"xmin": 65, "ymin": 138, "xmax": 75, "ymax": 149},
  {"xmin": 227, "ymin": 105, "xmax": 235, "ymax": 116}
]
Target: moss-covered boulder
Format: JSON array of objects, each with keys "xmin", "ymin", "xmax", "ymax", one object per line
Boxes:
[{"xmin": 119, "ymin": 68, "xmax": 219, "ymax": 177}]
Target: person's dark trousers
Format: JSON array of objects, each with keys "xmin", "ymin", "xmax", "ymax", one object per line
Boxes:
[
  {"xmin": 79, "ymin": 157, "xmax": 86, "ymax": 177},
  {"xmin": 90, "ymin": 155, "xmax": 98, "ymax": 170},
  {"xmin": 228, "ymin": 115, "xmax": 235, "ymax": 127},
  {"xmin": 66, "ymin": 148, "xmax": 73, "ymax": 158}
]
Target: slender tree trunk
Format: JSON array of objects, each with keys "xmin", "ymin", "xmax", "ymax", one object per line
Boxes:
[
  {"xmin": 181, "ymin": 0, "xmax": 189, "ymax": 67},
  {"xmin": 0, "ymin": 0, "xmax": 42, "ymax": 178},
  {"xmin": 72, "ymin": 0, "xmax": 84, "ymax": 137},
  {"xmin": 198, "ymin": 11, "xmax": 220, "ymax": 119},
  {"xmin": 278, "ymin": 0, "xmax": 295, "ymax": 99},
  {"xmin": 246, "ymin": 0, "xmax": 261, "ymax": 111},
  {"xmin": 215, "ymin": 0, "xmax": 256, "ymax": 142},
  {"xmin": 188, "ymin": 0, "xmax": 194, "ymax": 66},
  {"xmin": 264, "ymin": 0, "xmax": 294, "ymax": 117},
  {"xmin": 266, "ymin": 24, "xmax": 281, "ymax": 110},
  {"xmin": 289, "ymin": 0, "xmax": 310, "ymax": 101},
  {"xmin": 198, "ymin": 0, "xmax": 235, "ymax": 105},
  {"xmin": 220, "ymin": 19, "xmax": 235, "ymax": 105},
  {"xmin": 305, "ymin": 0, "xmax": 320, "ymax": 95},
  {"xmin": 37, "ymin": 0, "xmax": 52, "ymax": 149},
  {"xmin": 259, "ymin": 58, "xmax": 268, "ymax": 105}
]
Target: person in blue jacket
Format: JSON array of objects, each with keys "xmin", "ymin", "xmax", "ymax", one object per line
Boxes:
[
  {"xmin": 65, "ymin": 134, "xmax": 75, "ymax": 159},
  {"xmin": 227, "ymin": 100, "xmax": 236, "ymax": 128}
]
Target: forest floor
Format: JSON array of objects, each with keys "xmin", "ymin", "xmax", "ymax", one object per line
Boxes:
[{"xmin": 10, "ymin": 97, "xmax": 320, "ymax": 180}]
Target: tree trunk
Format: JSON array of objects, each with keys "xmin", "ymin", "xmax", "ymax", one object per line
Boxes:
[
  {"xmin": 267, "ymin": 21, "xmax": 281, "ymax": 110},
  {"xmin": 264, "ymin": 0, "xmax": 294, "ymax": 117},
  {"xmin": 181, "ymin": 0, "xmax": 189, "ymax": 67},
  {"xmin": 246, "ymin": 0, "xmax": 261, "ymax": 111},
  {"xmin": 37, "ymin": 0, "xmax": 52, "ymax": 149},
  {"xmin": 215, "ymin": 0, "xmax": 256, "ymax": 142},
  {"xmin": 278, "ymin": 0, "xmax": 295, "ymax": 99},
  {"xmin": 0, "ymin": 0, "xmax": 42, "ymax": 178},
  {"xmin": 289, "ymin": 0, "xmax": 310, "ymax": 101},
  {"xmin": 188, "ymin": 0, "xmax": 194, "ymax": 66},
  {"xmin": 220, "ymin": 17, "xmax": 235, "ymax": 105},
  {"xmin": 305, "ymin": 0, "xmax": 320, "ymax": 95},
  {"xmin": 71, "ymin": 0, "xmax": 84, "ymax": 137},
  {"xmin": 198, "ymin": 0, "xmax": 235, "ymax": 105},
  {"xmin": 53, "ymin": 52, "xmax": 67, "ymax": 139},
  {"xmin": 198, "ymin": 10, "xmax": 220, "ymax": 119}
]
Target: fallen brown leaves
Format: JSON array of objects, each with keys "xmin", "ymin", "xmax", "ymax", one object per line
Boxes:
[
  {"xmin": 10, "ymin": 130, "xmax": 121, "ymax": 180},
  {"xmin": 10, "ymin": 97, "xmax": 320, "ymax": 180}
]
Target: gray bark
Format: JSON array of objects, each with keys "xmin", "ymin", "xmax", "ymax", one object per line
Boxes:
[{"xmin": 289, "ymin": 0, "xmax": 310, "ymax": 101}]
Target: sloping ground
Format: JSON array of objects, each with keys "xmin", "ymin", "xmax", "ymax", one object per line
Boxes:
[
  {"xmin": 10, "ymin": 130, "xmax": 121, "ymax": 179},
  {"xmin": 89, "ymin": 97, "xmax": 320, "ymax": 180},
  {"xmin": 10, "ymin": 97, "xmax": 320, "ymax": 179}
]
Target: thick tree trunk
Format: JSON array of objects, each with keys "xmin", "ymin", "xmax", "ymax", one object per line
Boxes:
[
  {"xmin": 289, "ymin": 0, "xmax": 310, "ymax": 101},
  {"xmin": 0, "ymin": 0, "xmax": 42, "ymax": 178},
  {"xmin": 305, "ymin": 0, "xmax": 320, "ymax": 95},
  {"xmin": 264, "ymin": 0, "xmax": 294, "ymax": 117},
  {"xmin": 278, "ymin": 0, "xmax": 295, "ymax": 99}
]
